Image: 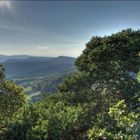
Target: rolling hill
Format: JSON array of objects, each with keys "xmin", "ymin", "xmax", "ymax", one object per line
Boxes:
[
  {"xmin": 1, "ymin": 55, "xmax": 76, "ymax": 78},
  {"xmin": 0, "ymin": 55, "xmax": 76, "ymax": 102}
]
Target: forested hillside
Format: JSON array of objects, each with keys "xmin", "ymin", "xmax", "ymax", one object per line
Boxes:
[
  {"xmin": 1, "ymin": 56, "xmax": 76, "ymax": 102},
  {"xmin": 2, "ymin": 56, "xmax": 75, "ymax": 78},
  {"xmin": 0, "ymin": 29, "xmax": 140, "ymax": 140}
]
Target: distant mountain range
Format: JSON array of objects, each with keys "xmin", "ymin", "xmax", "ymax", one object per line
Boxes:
[
  {"xmin": 0, "ymin": 55, "xmax": 76, "ymax": 102},
  {"xmin": 0, "ymin": 55, "xmax": 53, "ymax": 63},
  {"xmin": 0, "ymin": 55, "xmax": 76, "ymax": 78}
]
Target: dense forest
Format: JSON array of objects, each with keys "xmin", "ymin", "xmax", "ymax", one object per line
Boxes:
[{"xmin": 0, "ymin": 29, "xmax": 140, "ymax": 140}]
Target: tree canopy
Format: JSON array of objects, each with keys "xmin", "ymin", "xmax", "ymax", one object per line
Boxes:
[
  {"xmin": 0, "ymin": 29, "xmax": 140, "ymax": 140},
  {"xmin": 0, "ymin": 65, "xmax": 25, "ymax": 136}
]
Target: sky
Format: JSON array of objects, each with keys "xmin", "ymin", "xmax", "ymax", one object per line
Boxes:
[{"xmin": 0, "ymin": 0, "xmax": 140, "ymax": 57}]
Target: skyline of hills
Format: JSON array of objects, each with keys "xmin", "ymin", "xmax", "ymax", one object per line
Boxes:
[
  {"xmin": 0, "ymin": 55, "xmax": 76, "ymax": 78},
  {"xmin": 0, "ymin": 55, "xmax": 76, "ymax": 102},
  {"xmin": 0, "ymin": 55, "xmax": 76, "ymax": 62}
]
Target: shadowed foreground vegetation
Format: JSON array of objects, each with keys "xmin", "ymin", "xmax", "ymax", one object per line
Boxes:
[{"xmin": 0, "ymin": 29, "xmax": 140, "ymax": 140}]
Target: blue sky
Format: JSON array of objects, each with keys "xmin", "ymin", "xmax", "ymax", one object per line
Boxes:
[{"xmin": 0, "ymin": 1, "xmax": 140, "ymax": 57}]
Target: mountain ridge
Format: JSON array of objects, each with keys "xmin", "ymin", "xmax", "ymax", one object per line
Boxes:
[
  {"xmin": 0, "ymin": 55, "xmax": 76, "ymax": 78},
  {"xmin": 0, "ymin": 55, "xmax": 75, "ymax": 63}
]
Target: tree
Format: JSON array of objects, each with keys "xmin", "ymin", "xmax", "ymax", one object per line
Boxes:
[
  {"xmin": 58, "ymin": 29, "xmax": 140, "ymax": 139},
  {"xmin": 0, "ymin": 65, "xmax": 25, "ymax": 137},
  {"xmin": 60, "ymin": 29, "xmax": 140, "ymax": 106},
  {"xmin": 0, "ymin": 64, "xmax": 5, "ymax": 81},
  {"xmin": 1, "ymin": 29, "xmax": 140, "ymax": 140}
]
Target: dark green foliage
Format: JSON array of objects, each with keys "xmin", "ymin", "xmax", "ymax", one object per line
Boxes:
[
  {"xmin": 1, "ymin": 29, "xmax": 140, "ymax": 140},
  {"xmin": 76, "ymin": 29, "xmax": 140, "ymax": 72},
  {"xmin": 0, "ymin": 64, "xmax": 5, "ymax": 81},
  {"xmin": 58, "ymin": 29, "xmax": 140, "ymax": 139},
  {"xmin": 0, "ymin": 66, "xmax": 25, "ymax": 138},
  {"xmin": 38, "ymin": 73, "xmax": 74, "ymax": 94},
  {"xmin": 0, "ymin": 81, "xmax": 24, "ymax": 119},
  {"xmin": 3, "ymin": 99, "xmax": 84, "ymax": 140},
  {"xmin": 60, "ymin": 29, "xmax": 140, "ymax": 105}
]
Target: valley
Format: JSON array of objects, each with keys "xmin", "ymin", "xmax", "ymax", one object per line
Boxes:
[{"xmin": 0, "ymin": 55, "xmax": 76, "ymax": 102}]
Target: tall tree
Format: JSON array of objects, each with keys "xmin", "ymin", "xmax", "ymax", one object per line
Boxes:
[
  {"xmin": 0, "ymin": 65, "xmax": 25, "ymax": 127},
  {"xmin": 60, "ymin": 29, "xmax": 140, "ymax": 105}
]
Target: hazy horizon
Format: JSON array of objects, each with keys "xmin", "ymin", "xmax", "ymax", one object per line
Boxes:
[
  {"xmin": 1, "ymin": 1, "xmax": 140, "ymax": 57},
  {"xmin": 0, "ymin": 54, "xmax": 76, "ymax": 58}
]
